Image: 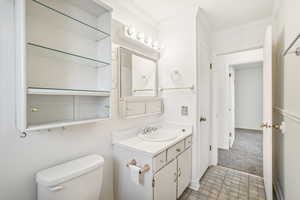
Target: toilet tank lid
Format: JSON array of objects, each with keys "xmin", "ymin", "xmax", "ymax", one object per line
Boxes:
[{"xmin": 36, "ymin": 154, "xmax": 104, "ymax": 187}]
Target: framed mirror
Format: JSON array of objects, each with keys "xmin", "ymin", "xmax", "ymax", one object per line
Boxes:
[{"xmin": 119, "ymin": 47, "xmax": 158, "ymax": 99}]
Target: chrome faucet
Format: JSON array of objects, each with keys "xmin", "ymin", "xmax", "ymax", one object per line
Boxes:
[{"xmin": 142, "ymin": 126, "xmax": 158, "ymax": 135}]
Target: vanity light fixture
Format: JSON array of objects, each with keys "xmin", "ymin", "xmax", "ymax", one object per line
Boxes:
[
  {"xmin": 126, "ymin": 26, "xmax": 136, "ymax": 38},
  {"xmin": 124, "ymin": 25, "xmax": 164, "ymax": 52},
  {"xmin": 137, "ymin": 32, "xmax": 145, "ymax": 41}
]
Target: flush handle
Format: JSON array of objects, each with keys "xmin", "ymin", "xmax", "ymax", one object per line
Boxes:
[
  {"xmin": 49, "ymin": 185, "xmax": 64, "ymax": 192},
  {"xmin": 200, "ymin": 117, "xmax": 207, "ymax": 122}
]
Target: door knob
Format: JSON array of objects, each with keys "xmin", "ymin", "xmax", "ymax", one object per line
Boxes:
[
  {"xmin": 260, "ymin": 123, "xmax": 270, "ymax": 128},
  {"xmin": 272, "ymin": 124, "xmax": 281, "ymax": 129},
  {"xmin": 261, "ymin": 123, "xmax": 281, "ymax": 129},
  {"xmin": 200, "ymin": 117, "xmax": 207, "ymax": 122}
]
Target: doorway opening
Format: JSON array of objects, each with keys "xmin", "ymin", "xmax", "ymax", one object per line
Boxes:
[
  {"xmin": 218, "ymin": 61, "xmax": 263, "ymax": 177},
  {"xmin": 206, "ymin": 26, "xmax": 273, "ymax": 200}
]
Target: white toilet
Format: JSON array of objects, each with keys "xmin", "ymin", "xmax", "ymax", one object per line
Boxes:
[{"xmin": 36, "ymin": 155, "xmax": 104, "ymax": 200}]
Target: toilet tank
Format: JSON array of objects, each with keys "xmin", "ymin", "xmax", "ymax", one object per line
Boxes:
[{"xmin": 36, "ymin": 155, "xmax": 104, "ymax": 200}]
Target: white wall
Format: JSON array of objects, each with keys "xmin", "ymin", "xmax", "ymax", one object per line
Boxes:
[
  {"xmin": 212, "ymin": 18, "xmax": 272, "ymax": 56},
  {"xmin": 272, "ymin": 0, "xmax": 300, "ymax": 199},
  {"xmin": 235, "ymin": 64, "xmax": 263, "ymax": 130},
  {"xmin": 0, "ymin": 1, "xmax": 160, "ymax": 200},
  {"xmin": 158, "ymin": 6, "xmax": 200, "ymax": 189}
]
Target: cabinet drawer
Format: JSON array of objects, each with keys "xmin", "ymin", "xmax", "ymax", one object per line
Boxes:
[
  {"xmin": 167, "ymin": 140, "xmax": 185, "ymax": 162},
  {"xmin": 153, "ymin": 151, "xmax": 166, "ymax": 172},
  {"xmin": 185, "ymin": 136, "xmax": 192, "ymax": 149},
  {"xmin": 146, "ymin": 100, "xmax": 162, "ymax": 114},
  {"xmin": 126, "ymin": 102, "xmax": 146, "ymax": 116}
]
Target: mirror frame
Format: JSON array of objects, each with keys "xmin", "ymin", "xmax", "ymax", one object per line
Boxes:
[{"xmin": 118, "ymin": 47, "xmax": 159, "ymax": 100}]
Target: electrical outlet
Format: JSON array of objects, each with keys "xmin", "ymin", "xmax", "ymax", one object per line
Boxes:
[{"xmin": 181, "ymin": 106, "xmax": 189, "ymax": 116}]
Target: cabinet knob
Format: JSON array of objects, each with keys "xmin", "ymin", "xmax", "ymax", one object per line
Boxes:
[
  {"xmin": 178, "ymin": 168, "xmax": 181, "ymax": 177},
  {"xmin": 176, "ymin": 148, "xmax": 181, "ymax": 152}
]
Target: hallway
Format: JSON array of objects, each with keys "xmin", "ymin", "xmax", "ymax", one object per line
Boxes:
[
  {"xmin": 218, "ymin": 129, "xmax": 263, "ymax": 177},
  {"xmin": 180, "ymin": 166, "xmax": 266, "ymax": 200}
]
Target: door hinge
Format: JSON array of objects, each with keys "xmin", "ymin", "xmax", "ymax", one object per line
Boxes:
[
  {"xmin": 210, "ymin": 63, "xmax": 213, "ymax": 70},
  {"xmin": 229, "ymin": 132, "xmax": 232, "ymax": 137},
  {"xmin": 152, "ymin": 179, "xmax": 155, "ymax": 187},
  {"xmin": 209, "ymin": 145, "xmax": 212, "ymax": 151},
  {"xmin": 229, "ymin": 73, "xmax": 232, "ymax": 77}
]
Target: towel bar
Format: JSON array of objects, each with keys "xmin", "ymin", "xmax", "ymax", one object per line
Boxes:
[{"xmin": 126, "ymin": 159, "xmax": 150, "ymax": 174}]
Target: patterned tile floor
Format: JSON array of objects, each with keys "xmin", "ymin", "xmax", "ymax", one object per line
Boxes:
[
  {"xmin": 179, "ymin": 166, "xmax": 266, "ymax": 200},
  {"xmin": 218, "ymin": 129, "xmax": 263, "ymax": 176}
]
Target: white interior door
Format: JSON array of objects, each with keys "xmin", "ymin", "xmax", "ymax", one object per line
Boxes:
[
  {"xmin": 198, "ymin": 45, "xmax": 211, "ymax": 178},
  {"xmin": 153, "ymin": 159, "xmax": 177, "ymax": 200},
  {"xmin": 228, "ymin": 67, "xmax": 235, "ymax": 148},
  {"xmin": 262, "ymin": 25, "xmax": 273, "ymax": 200}
]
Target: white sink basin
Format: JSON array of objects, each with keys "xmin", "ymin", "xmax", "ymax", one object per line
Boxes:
[{"xmin": 138, "ymin": 129, "xmax": 178, "ymax": 142}]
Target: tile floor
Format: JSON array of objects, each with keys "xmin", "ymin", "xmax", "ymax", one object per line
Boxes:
[
  {"xmin": 179, "ymin": 166, "xmax": 266, "ymax": 200},
  {"xmin": 218, "ymin": 129, "xmax": 263, "ymax": 177}
]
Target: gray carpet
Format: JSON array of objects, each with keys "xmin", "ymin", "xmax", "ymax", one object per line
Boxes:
[{"xmin": 218, "ymin": 129, "xmax": 263, "ymax": 177}]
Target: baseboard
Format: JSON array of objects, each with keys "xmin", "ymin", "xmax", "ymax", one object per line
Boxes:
[
  {"xmin": 189, "ymin": 179, "xmax": 200, "ymax": 191},
  {"xmin": 273, "ymin": 180, "xmax": 284, "ymax": 200}
]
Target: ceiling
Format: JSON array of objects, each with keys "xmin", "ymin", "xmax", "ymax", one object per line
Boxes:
[{"xmin": 128, "ymin": 0, "xmax": 274, "ymax": 30}]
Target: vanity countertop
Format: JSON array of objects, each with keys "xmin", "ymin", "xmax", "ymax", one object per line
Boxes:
[{"xmin": 113, "ymin": 126, "xmax": 192, "ymax": 157}]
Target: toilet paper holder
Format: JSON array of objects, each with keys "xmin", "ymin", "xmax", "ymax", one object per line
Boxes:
[{"xmin": 126, "ymin": 159, "xmax": 150, "ymax": 174}]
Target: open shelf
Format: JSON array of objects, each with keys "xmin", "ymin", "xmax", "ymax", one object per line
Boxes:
[
  {"xmin": 31, "ymin": 0, "xmax": 111, "ymax": 41},
  {"xmin": 27, "ymin": 87, "xmax": 110, "ymax": 96},
  {"xmin": 26, "ymin": 118, "xmax": 109, "ymax": 131},
  {"xmin": 27, "ymin": 42, "xmax": 110, "ymax": 68},
  {"xmin": 16, "ymin": 0, "xmax": 112, "ymax": 132}
]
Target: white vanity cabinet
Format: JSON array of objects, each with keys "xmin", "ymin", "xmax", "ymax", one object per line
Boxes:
[
  {"xmin": 15, "ymin": 0, "xmax": 113, "ymax": 133},
  {"xmin": 153, "ymin": 147, "xmax": 192, "ymax": 200},
  {"xmin": 114, "ymin": 133, "xmax": 192, "ymax": 200},
  {"xmin": 153, "ymin": 159, "xmax": 177, "ymax": 200},
  {"xmin": 177, "ymin": 147, "xmax": 192, "ymax": 198}
]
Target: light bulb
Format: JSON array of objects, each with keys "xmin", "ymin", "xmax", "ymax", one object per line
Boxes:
[
  {"xmin": 145, "ymin": 37, "xmax": 152, "ymax": 46},
  {"xmin": 126, "ymin": 26, "xmax": 136, "ymax": 38},
  {"xmin": 153, "ymin": 41, "xmax": 159, "ymax": 49},
  {"xmin": 137, "ymin": 32, "xmax": 145, "ymax": 41}
]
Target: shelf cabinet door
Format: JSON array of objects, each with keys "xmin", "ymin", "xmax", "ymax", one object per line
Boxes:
[
  {"xmin": 177, "ymin": 148, "xmax": 192, "ymax": 198},
  {"xmin": 153, "ymin": 159, "xmax": 177, "ymax": 200}
]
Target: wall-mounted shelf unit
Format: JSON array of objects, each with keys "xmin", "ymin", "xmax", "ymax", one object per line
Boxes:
[
  {"xmin": 27, "ymin": 87, "xmax": 110, "ymax": 96},
  {"xmin": 15, "ymin": 0, "xmax": 113, "ymax": 132}
]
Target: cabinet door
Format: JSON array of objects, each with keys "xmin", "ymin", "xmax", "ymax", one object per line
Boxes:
[
  {"xmin": 177, "ymin": 148, "xmax": 192, "ymax": 198},
  {"xmin": 146, "ymin": 100, "xmax": 162, "ymax": 114},
  {"xmin": 125, "ymin": 102, "xmax": 146, "ymax": 116},
  {"xmin": 153, "ymin": 159, "xmax": 177, "ymax": 200}
]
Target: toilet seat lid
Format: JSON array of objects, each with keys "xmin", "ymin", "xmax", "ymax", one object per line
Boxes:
[{"xmin": 36, "ymin": 154, "xmax": 104, "ymax": 187}]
